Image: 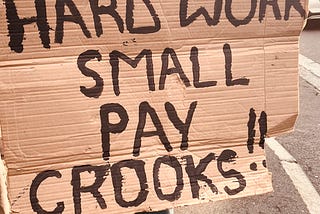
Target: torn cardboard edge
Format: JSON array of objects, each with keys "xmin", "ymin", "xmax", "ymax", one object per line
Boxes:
[
  {"xmin": 0, "ymin": 126, "xmax": 9, "ymax": 214},
  {"xmin": 0, "ymin": 155, "xmax": 9, "ymax": 214}
]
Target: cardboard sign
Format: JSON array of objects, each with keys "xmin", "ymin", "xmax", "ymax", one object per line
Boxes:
[{"xmin": 0, "ymin": 0, "xmax": 306, "ymax": 213}]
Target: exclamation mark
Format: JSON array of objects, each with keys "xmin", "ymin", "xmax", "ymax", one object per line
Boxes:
[
  {"xmin": 246, "ymin": 108, "xmax": 268, "ymax": 171},
  {"xmin": 247, "ymin": 108, "xmax": 256, "ymax": 153},
  {"xmin": 258, "ymin": 111, "xmax": 267, "ymax": 149}
]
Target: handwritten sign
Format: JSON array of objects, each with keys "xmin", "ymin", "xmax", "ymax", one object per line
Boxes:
[{"xmin": 0, "ymin": 0, "xmax": 306, "ymax": 213}]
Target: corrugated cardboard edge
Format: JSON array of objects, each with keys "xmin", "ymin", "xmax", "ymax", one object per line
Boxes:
[{"xmin": 0, "ymin": 128, "xmax": 10, "ymax": 214}]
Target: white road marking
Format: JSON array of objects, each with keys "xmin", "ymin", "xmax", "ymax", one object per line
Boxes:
[
  {"xmin": 266, "ymin": 138, "xmax": 320, "ymax": 214},
  {"xmin": 299, "ymin": 54, "xmax": 320, "ymax": 90}
]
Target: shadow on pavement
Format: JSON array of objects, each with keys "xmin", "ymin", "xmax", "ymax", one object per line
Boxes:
[{"xmin": 304, "ymin": 17, "xmax": 320, "ymax": 31}]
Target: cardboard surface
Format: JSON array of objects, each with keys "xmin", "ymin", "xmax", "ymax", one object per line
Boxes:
[{"xmin": 0, "ymin": 0, "xmax": 306, "ymax": 213}]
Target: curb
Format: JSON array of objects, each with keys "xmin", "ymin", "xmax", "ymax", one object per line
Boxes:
[
  {"xmin": 299, "ymin": 54, "xmax": 320, "ymax": 90},
  {"xmin": 266, "ymin": 138, "xmax": 320, "ymax": 214}
]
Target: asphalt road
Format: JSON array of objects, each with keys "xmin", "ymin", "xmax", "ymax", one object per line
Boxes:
[
  {"xmin": 278, "ymin": 21, "xmax": 320, "ymax": 196},
  {"xmin": 301, "ymin": 20, "xmax": 320, "ymax": 62},
  {"xmin": 173, "ymin": 23, "xmax": 320, "ymax": 214},
  {"xmin": 277, "ymin": 80, "xmax": 320, "ymax": 195}
]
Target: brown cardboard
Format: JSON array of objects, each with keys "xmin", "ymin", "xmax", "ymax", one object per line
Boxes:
[{"xmin": 0, "ymin": 0, "xmax": 306, "ymax": 213}]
